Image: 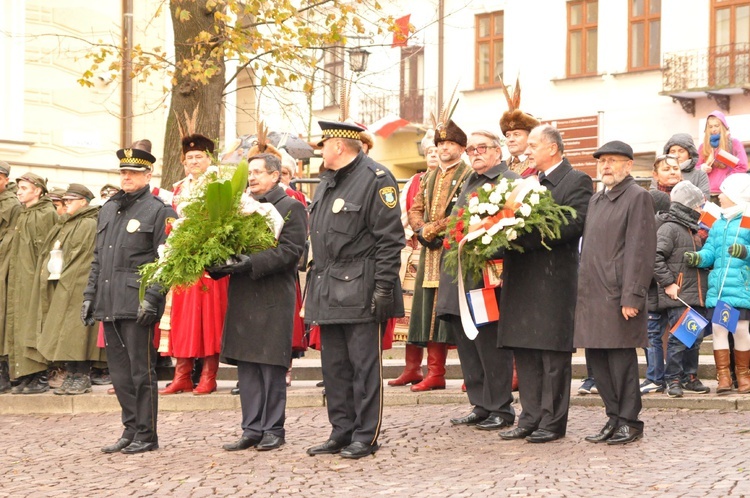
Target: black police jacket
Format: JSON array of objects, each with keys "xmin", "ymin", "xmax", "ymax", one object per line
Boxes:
[
  {"xmin": 84, "ymin": 185, "xmax": 176, "ymax": 321},
  {"xmin": 305, "ymin": 152, "xmax": 405, "ymax": 324}
]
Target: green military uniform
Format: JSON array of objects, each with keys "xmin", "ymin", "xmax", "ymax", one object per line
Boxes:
[{"xmin": 0, "ymin": 184, "xmax": 21, "ymax": 356}]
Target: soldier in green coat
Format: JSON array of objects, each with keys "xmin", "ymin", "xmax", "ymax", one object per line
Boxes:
[
  {"xmin": 0, "ymin": 162, "xmax": 21, "ymax": 394},
  {"xmin": 35, "ymin": 184, "xmax": 104, "ymax": 395},
  {"xmin": 6, "ymin": 172, "xmax": 58, "ymax": 394}
]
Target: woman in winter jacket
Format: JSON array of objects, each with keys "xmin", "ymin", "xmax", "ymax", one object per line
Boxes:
[
  {"xmin": 685, "ymin": 175, "xmax": 750, "ymax": 394},
  {"xmin": 697, "ymin": 110, "xmax": 748, "ymax": 200}
]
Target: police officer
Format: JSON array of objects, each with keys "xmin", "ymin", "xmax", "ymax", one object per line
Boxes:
[
  {"xmin": 83, "ymin": 144, "xmax": 176, "ymax": 454},
  {"xmin": 305, "ymin": 121, "xmax": 405, "ymax": 459}
]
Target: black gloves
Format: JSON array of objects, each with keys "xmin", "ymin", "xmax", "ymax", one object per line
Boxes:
[
  {"xmin": 136, "ymin": 299, "xmax": 159, "ymax": 327},
  {"xmin": 207, "ymin": 255, "xmax": 252, "ymax": 279},
  {"xmin": 81, "ymin": 300, "xmax": 95, "ymax": 326},
  {"xmin": 416, "ymin": 228, "xmax": 444, "ymax": 250},
  {"xmin": 370, "ymin": 283, "xmax": 395, "ymax": 323}
]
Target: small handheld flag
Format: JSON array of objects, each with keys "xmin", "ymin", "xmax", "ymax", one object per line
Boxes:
[
  {"xmin": 715, "ymin": 149, "xmax": 740, "ymax": 169},
  {"xmin": 467, "ymin": 288, "xmax": 499, "ymax": 326},
  {"xmin": 712, "ymin": 299, "xmax": 740, "ymax": 334},
  {"xmin": 698, "ymin": 202, "xmax": 722, "ymax": 229},
  {"xmin": 670, "ymin": 307, "xmax": 709, "ymax": 348}
]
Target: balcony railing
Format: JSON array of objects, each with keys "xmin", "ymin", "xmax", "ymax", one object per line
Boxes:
[
  {"xmin": 662, "ymin": 42, "xmax": 750, "ymax": 94},
  {"xmin": 359, "ymin": 91, "xmax": 436, "ymax": 127}
]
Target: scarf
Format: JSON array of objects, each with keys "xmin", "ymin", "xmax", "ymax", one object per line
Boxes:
[
  {"xmin": 710, "ymin": 134, "xmax": 721, "ymax": 148},
  {"xmin": 657, "ymin": 182, "xmax": 674, "ymax": 194}
]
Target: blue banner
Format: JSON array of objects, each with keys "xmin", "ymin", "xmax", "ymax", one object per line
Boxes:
[
  {"xmin": 670, "ymin": 307, "xmax": 709, "ymax": 348},
  {"xmin": 712, "ymin": 300, "xmax": 739, "ymax": 334}
]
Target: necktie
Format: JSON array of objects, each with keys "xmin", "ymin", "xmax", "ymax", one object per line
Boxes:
[{"xmin": 538, "ymin": 172, "xmax": 546, "ymax": 182}]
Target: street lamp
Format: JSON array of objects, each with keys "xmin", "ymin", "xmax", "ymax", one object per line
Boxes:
[{"xmin": 348, "ymin": 47, "xmax": 370, "ymax": 74}]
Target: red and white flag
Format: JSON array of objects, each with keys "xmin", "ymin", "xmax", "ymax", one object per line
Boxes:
[
  {"xmin": 369, "ymin": 113, "xmax": 410, "ymax": 138},
  {"xmin": 699, "ymin": 201, "xmax": 722, "ymax": 228},
  {"xmin": 467, "ymin": 288, "xmax": 499, "ymax": 326},
  {"xmin": 741, "ymin": 205, "xmax": 750, "ymax": 229},
  {"xmin": 715, "ymin": 149, "xmax": 740, "ymax": 169}
]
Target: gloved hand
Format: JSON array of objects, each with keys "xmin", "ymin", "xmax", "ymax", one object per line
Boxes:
[
  {"xmin": 416, "ymin": 227, "xmax": 444, "ymax": 250},
  {"xmin": 81, "ymin": 300, "xmax": 95, "ymax": 326},
  {"xmin": 136, "ymin": 299, "xmax": 159, "ymax": 327},
  {"xmin": 683, "ymin": 252, "xmax": 701, "ymax": 267},
  {"xmin": 370, "ymin": 282, "xmax": 395, "ymax": 323},
  {"xmin": 728, "ymin": 243, "xmax": 748, "ymax": 260},
  {"xmin": 206, "ymin": 254, "xmax": 252, "ymax": 279}
]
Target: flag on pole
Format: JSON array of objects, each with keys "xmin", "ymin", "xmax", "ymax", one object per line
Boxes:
[
  {"xmin": 670, "ymin": 307, "xmax": 709, "ymax": 347},
  {"xmin": 698, "ymin": 201, "xmax": 722, "ymax": 228},
  {"xmin": 712, "ymin": 299, "xmax": 740, "ymax": 334},
  {"xmin": 392, "ymin": 14, "xmax": 411, "ymax": 48}
]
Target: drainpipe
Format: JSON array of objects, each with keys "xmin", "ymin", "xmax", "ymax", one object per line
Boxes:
[
  {"xmin": 437, "ymin": 0, "xmax": 444, "ymax": 114},
  {"xmin": 121, "ymin": 0, "xmax": 133, "ymax": 147}
]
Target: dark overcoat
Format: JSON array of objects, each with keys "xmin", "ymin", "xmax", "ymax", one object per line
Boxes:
[
  {"xmin": 0, "ymin": 187, "xmax": 21, "ymax": 353},
  {"xmin": 220, "ymin": 185, "xmax": 307, "ymax": 368},
  {"xmin": 574, "ymin": 175, "xmax": 656, "ymax": 349},
  {"xmin": 497, "ymin": 160, "xmax": 593, "ymax": 352}
]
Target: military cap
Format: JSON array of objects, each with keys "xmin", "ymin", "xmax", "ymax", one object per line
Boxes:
[
  {"xmin": 182, "ymin": 134, "xmax": 215, "ymax": 155},
  {"xmin": 100, "ymin": 183, "xmax": 120, "ymax": 195},
  {"xmin": 48, "ymin": 187, "xmax": 67, "ymax": 201},
  {"xmin": 316, "ymin": 120, "xmax": 365, "ymax": 147},
  {"xmin": 16, "ymin": 172, "xmax": 48, "ymax": 193},
  {"xmin": 434, "ymin": 119, "xmax": 467, "ymax": 147},
  {"xmin": 593, "ymin": 141, "xmax": 634, "ymax": 160},
  {"xmin": 63, "ymin": 183, "xmax": 95, "ymax": 202},
  {"xmin": 0, "ymin": 161, "xmax": 10, "ymax": 176},
  {"xmin": 116, "ymin": 147, "xmax": 156, "ymax": 171}
]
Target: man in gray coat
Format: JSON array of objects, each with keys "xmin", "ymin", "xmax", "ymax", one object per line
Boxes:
[
  {"xmin": 574, "ymin": 140, "xmax": 656, "ymax": 445},
  {"xmin": 209, "ymin": 153, "xmax": 307, "ymax": 452}
]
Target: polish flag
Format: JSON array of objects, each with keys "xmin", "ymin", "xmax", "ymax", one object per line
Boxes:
[
  {"xmin": 369, "ymin": 113, "xmax": 410, "ymax": 138},
  {"xmin": 742, "ymin": 206, "xmax": 750, "ymax": 229},
  {"xmin": 467, "ymin": 288, "xmax": 499, "ymax": 326},
  {"xmin": 698, "ymin": 201, "xmax": 722, "ymax": 228},
  {"xmin": 715, "ymin": 149, "xmax": 740, "ymax": 169}
]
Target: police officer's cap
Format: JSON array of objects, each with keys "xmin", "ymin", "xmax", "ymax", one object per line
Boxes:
[
  {"xmin": 316, "ymin": 120, "xmax": 365, "ymax": 147},
  {"xmin": 116, "ymin": 147, "xmax": 156, "ymax": 172}
]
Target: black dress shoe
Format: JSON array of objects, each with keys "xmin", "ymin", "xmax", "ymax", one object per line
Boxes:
[
  {"xmin": 525, "ymin": 429, "xmax": 563, "ymax": 443},
  {"xmin": 230, "ymin": 387, "xmax": 240, "ymax": 395},
  {"xmin": 475, "ymin": 415, "xmax": 513, "ymax": 431},
  {"xmin": 223, "ymin": 436, "xmax": 261, "ymax": 451},
  {"xmin": 256, "ymin": 433, "xmax": 285, "ymax": 451},
  {"xmin": 121, "ymin": 440, "xmax": 159, "ymax": 454},
  {"xmin": 307, "ymin": 439, "xmax": 349, "ymax": 456},
  {"xmin": 499, "ymin": 426, "xmax": 535, "ymax": 440},
  {"xmin": 340, "ymin": 441, "xmax": 379, "ymax": 459},
  {"xmin": 101, "ymin": 438, "xmax": 132, "ymax": 453},
  {"xmin": 450, "ymin": 412, "xmax": 487, "ymax": 426},
  {"xmin": 585, "ymin": 424, "xmax": 616, "ymax": 443},
  {"xmin": 606, "ymin": 425, "xmax": 643, "ymax": 445}
]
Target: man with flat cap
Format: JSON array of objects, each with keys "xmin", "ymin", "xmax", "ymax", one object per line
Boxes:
[
  {"xmin": 35, "ymin": 184, "xmax": 104, "ymax": 395},
  {"xmin": 575, "ymin": 140, "xmax": 656, "ymax": 445},
  {"xmin": 305, "ymin": 120, "xmax": 405, "ymax": 459},
  {"xmin": 6, "ymin": 172, "xmax": 58, "ymax": 394},
  {"xmin": 84, "ymin": 145, "xmax": 176, "ymax": 454},
  {"xmin": 0, "ymin": 161, "xmax": 21, "ymax": 393}
]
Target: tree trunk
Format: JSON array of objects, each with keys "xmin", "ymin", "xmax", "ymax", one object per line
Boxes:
[{"xmin": 161, "ymin": 0, "xmax": 226, "ymax": 188}]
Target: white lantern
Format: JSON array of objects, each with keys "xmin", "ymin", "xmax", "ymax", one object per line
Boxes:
[{"xmin": 47, "ymin": 240, "xmax": 63, "ymax": 280}]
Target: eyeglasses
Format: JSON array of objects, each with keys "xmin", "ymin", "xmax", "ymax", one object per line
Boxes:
[
  {"xmin": 654, "ymin": 153, "xmax": 680, "ymax": 168},
  {"xmin": 596, "ymin": 158, "xmax": 630, "ymax": 166},
  {"xmin": 466, "ymin": 145, "xmax": 498, "ymax": 155}
]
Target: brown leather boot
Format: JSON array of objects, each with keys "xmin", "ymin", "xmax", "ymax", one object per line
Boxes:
[
  {"xmin": 714, "ymin": 349, "xmax": 733, "ymax": 394},
  {"xmin": 193, "ymin": 354, "xmax": 219, "ymax": 395},
  {"xmin": 159, "ymin": 358, "xmax": 194, "ymax": 394},
  {"xmin": 734, "ymin": 350, "xmax": 750, "ymax": 394},
  {"xmin": 388, "ymin": 344, "xmax": 424, "ymax": 386},
  {"xmin": 411, "ymin": 342, "xmax": 447, "ymax": 392}
]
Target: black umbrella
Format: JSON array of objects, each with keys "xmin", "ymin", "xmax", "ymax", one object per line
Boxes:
[{"xmin": 223, "ymin": 131, "xmax": 315, "ymax": 163}]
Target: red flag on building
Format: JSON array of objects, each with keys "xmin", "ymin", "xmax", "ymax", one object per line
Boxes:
[{"xmin": 392, "ymin": 14, "xmax": 411, "ymax": 48}]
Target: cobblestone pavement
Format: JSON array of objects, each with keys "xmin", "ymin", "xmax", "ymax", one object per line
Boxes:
[{"xmin": 2, "ymin": 403, "xmax": 750, "ymax": 497}]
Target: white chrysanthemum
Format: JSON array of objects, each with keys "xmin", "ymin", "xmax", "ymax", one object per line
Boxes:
[
  {"xmin": 486, "ymin": 204, "xmax": 500, "ymax": 215},
  {"xmin": 489, "ymin": 190, "xmax": 503, "ymax": 204},
  {"xmin": 516, "ymin": 219, "xmax": 525, "ymax": 228},
  {"xmin": 528, "ymin": 193, "xmax": 540, "ymax": 206},
  {"xmin": 468, "ymin": 204, "xmax": 479, "ymax": 214},
  {"xmin": 478, "ymin": 203, "xmax": 492, "ymax": 215},
  {"xmin": 481, "ymin": 233, "xmax": 492, "ymax": 245},
  {"xmin": 206, "ymin": 165, "xmax": 220, "ymax": 175},
  {"xmin": 496, "ymin": 179, "xmax": 509, "ymax": 193},
  {"xmin": 506, "ymin": 228, "xmax": 518, "ymax": 241},
  {"xmin": 519, "ymin": 204, "xmax": 532, "ymax": 217},
  {"xmin": 157, "ymin": 244, "xmax": 166, "ymax": 259},
  {"xmin": 482, "ymin": 183, "xmax": 493, "ymax": 192},
  {"xmin": 470, "ymin": 214, "xmax": 482, "ymax": 225}
]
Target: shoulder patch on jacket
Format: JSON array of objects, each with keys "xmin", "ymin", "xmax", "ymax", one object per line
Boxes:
[{"xmin": 379, "ymin": 186, "xmax": 398, "ymax": 208}]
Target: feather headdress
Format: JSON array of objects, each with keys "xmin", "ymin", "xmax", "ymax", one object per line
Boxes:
[
  {"xmin": 431, "ymin": 82, "xmax": 467, "ymax": 147},
  {"xmin": 498, "ymin": 76, "xmax": 539, "ymax": 135}
]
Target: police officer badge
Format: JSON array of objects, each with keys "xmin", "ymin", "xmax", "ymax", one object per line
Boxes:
[
  {"xmin": 126, "ymin": 219, "xmax": 141, "ymax": 233},
  {"xmin": 379, "ymin": 186, "xmax": 398, "ymax": 209}
]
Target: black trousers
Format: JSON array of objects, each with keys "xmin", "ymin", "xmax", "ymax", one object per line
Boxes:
[
  {"xmin": 237, "ymin": 361, "xmax": 287, "ymax": 438},
  {"xmin": 103, "ymin": 320, "xmax": 158, "ymax": 443},
  {"xmin": 513, "ymin": 348, "xmax": 572, "ymax": 435},
  {"xmin": 587, "ymin": 348, "xmax": 643, "ymax": 431},
  {"xmin": 320, "ymin": 322, "xmax": 382, "ymax": 445},
  {"xmin": 450, "ymin": 316, "xmax": 515, "ymax": 422}
]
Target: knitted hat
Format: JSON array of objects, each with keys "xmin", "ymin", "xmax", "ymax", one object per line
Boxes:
[
  {"xmin": 720, "ymin": 174, "xmax": 750, "ymax": 205},
  {"xmin": 663, "ymin": 133, "xmax": 698, "ymax": 159},
  {"xmin": 670, "ymin": 181, "xmax": 704, "ymax": 209}
]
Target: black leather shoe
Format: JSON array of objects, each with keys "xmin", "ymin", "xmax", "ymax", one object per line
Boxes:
[
  {"xmin": 585, "ymin": 424, "xmax": 616, "ymax": 444},
  {"xmin": 101, "ymin": 438, "xmax": 132, "ymax": 453},
  {"xmin": 256, "ymin": 433, "xmax": 285, "ymax": 451},
  {"xmin": 450, "ymin": 412, "xmax": 487, "ymax": 426},
  {"xmin": 475, "ymin": 415, "xmax": 512, "ymax": 431},
  {"xmin": 499, "ymin": 426, "xmax": 534, "ymax": 440},
  {"xmin": 606, "ymin": 425, "xmax": 643, "ymax": 445},
  {"xmin": 340, "ymin": 441, "xmax": 379, "ymax": 459},
  {"xmin": 223, "ymin": 436, "xmax": 261, "ymax": 451},
  {"xmin": 525, "ymin": 429, "xmax": 563, "ymax": 443},
  {"xmin": 120, "ymin": 440, "xmax": 159, "ymax": 454},
  {"xmin": 307, "ymin": 439, "xmax": 349, "ymax": 456}
]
